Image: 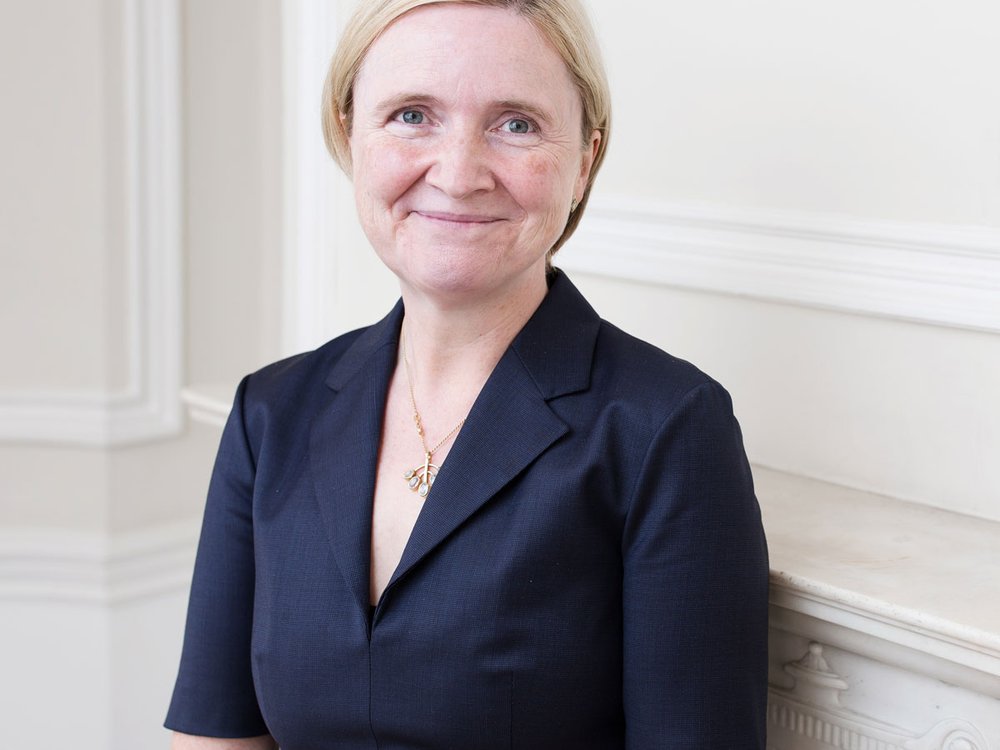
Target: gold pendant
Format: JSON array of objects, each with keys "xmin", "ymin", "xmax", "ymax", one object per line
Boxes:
[{"xmin": 403, "ymin": 452, "xmax": 438, "ymax": 498}]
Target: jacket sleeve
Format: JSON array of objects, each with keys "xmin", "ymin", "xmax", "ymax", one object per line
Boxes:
[
  {"xmin": 165, "ymin": 376, "xmax": 271, "ymax": 738},
  {"xmin": 622, "ymin": 381, "xmax": 769, "ymax": 749}
]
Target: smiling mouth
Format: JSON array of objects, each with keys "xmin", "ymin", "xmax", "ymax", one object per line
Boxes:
[{"xmin": 414, "ymin": 211, "xmax": 502, "ymax": 225}]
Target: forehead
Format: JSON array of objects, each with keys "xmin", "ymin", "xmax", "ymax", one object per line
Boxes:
[{"xmin": 354, "ymin": 4, "xmax": 579, "ymax": 113}]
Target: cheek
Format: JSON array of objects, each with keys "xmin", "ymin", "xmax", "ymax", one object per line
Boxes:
[
  {"xmin": 507, "ymin": 153, "xmax": 575, "ymax": 215},
  {"xmin": 356, "ymin": 139, "xmax": 426, "ymax": 203},
  {"xmin": 524, "ymin": 152, "xmax": 559, "ymax": 179}
]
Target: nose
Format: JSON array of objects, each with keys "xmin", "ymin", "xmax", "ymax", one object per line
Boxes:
[{"xmin": 424, "ymin": 131, "xmax": 495, "ymax": 199}]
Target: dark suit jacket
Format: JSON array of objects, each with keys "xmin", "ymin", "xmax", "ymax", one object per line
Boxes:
[{"xmin": 166, "ymin": 271, "xmax": 769, "ymax": 749}]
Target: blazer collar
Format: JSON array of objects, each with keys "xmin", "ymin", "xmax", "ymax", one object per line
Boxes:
[
  {"xmin": 310, "ymin": 270, "xmax": 602, "ymax": 616},
  {"xmin": 508, "ymin": 269, "xmax": 600, "ymax": 400},
  {"xmin": 321, "ymin": 270, "xmax": 600, "ymax": 398}
]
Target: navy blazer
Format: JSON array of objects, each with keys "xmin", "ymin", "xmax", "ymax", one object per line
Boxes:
[{"xmin": 166, "ymin": 271, "xmax": 769, "ymax": 749}]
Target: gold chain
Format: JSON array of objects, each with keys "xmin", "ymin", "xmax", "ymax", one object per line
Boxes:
[{"xmin": 400, "ymin": 329, "xmax": 466, "ymax": 498}]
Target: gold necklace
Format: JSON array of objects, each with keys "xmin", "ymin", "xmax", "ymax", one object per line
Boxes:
[{"xmin": 400, "ymin": 331, "xmax": 466, "ymax": 499}]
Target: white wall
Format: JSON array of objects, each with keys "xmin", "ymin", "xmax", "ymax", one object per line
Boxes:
[
  {"xmin": 0, "ymin": 549, "xmax": 192, "ymax": 750},
  {"xmin": 290, "ymin": 0, "xmax": 1000, "ymax": 520},
  {"xmin": 0, "ymin": 0, "xmax": 281, "ymax": 747},
  {"xmin": 0, "ymin": 600, "xmax": 112, "ymax": 747},
  {"xmin": 2, "ymin": 0, "xmax": 997, "ymax": 747},
  {"xmin": 595, "ymin": 2, "xmax": 1000, "ymax": 225},
  {"xmin": 565, "ymin": 0, "xmax": 1000, "ymax": 520},
  {"xmin": 566, "ymin": 279, "xmax": 1000, "ymax": 521},
  {"xmin": 184, "ymin": 0, "xmax": 284, "ymax": 386},
  {"xmin": 0, "ymin": 0, "xmax": 118, "ymax": 393}
]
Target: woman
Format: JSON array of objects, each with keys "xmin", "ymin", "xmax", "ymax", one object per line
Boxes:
[{"xmin": 166, "ymin": 0, "xmax": 769, "ymax": 748}]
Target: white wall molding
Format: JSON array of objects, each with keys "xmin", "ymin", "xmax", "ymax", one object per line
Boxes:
[
  {"xmin": 759, "ymin": 466, "xmax": 1000, "ymax": 704},
  {"xmin": 767, "ymin": 642, "xmax": 992, "ymax": 750},
  {"xmin": 0, "ymin": 0, "xmax": 182, "ymax": 446},
  {"xmin": 1, "ymin": 521, "xmax": 194, "ymax": 749},
  {"xmin": 564, "ymin": 195, "xmax": 1000, "ymax": 333},
  {"xmin": 0, "ymin": 520, "xmax": 199, "ymax": 605},
  {"xmin": 281, "ymin": 0, "xmax": 354, "ymax": 356},
  {"xmin": 761, "ymin": 466, "xmax": 1000, "ymax": 747},
  {"xmin": 181, "ymin": 383, "xmax": 233, "ymax": 428},
  {"xmin": 769, "ymin": 582, "xmax": 1000, "ymax": 703}
]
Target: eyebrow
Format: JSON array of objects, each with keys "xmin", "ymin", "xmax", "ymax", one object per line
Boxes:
[
  {"xmin": 495, "ymin": 99, "xmax": 555, "ymax": 126},
  {"xmin": 371, "ymin": 93, "xmax": 441, "ymax": 118}
]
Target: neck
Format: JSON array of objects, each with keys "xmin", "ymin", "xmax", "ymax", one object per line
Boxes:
[{"xmin": 398, "ymin": 270, "xmax": 549, "ymax": 398}]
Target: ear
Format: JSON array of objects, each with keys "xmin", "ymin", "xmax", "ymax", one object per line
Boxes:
[
  {"xmin": 574, "ymin": 129, "xmax": 601, "ymax": 201},
  {"xmin": 337, "ymin": 111, "xmax": 356, "ymax": 177}
]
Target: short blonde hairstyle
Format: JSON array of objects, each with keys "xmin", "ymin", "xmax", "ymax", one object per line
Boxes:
[{"xmin": 321, "ymin": 0, "xmax": 611, "ymax": 256}]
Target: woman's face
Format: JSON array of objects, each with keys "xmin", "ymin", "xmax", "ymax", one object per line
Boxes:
[{"xmin": 348, "ymin": 3, "xmax": 599, "ymax": 304}]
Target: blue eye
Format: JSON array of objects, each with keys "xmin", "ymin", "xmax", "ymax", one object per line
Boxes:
[
  {"xmin": 504, "ymin": 118, "xmax": 533, "ymax": 134},
  {"xmin": 398, "ymin": 110, "xmax": 424, "ymax": 125}
]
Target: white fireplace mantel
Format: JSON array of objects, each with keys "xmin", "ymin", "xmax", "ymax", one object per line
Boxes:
[{"xmin": 759, "ymin": 467, "xmax": 1000, "ymax": 749}]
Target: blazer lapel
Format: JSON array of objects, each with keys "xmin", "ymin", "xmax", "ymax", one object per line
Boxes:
[
  {"xmin": 387, "ymin": 349, "xmax": 568, "ymax": 593},
  {"xmin": 309, "ymin": 303, "xmax": 403, "ymax": 618},
  {"xmin": 386, "ymin": 271, "xmax": 601, "ymax": 595}
]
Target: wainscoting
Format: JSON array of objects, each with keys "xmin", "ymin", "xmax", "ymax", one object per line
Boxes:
[
  {"xmin": 0, "ymin": 0, "xmax": 182, "ymax": 447},
  {"xmin": 0, "ymin": 521, "xmax": 198, "ymax": 749}
]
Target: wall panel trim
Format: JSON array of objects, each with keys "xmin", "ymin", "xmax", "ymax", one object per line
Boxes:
[
  {"xmin": 0, "ymin": 0, "xmax": 182, "ymax": 446},
  {"xmin": 280, "ymin": 0, "xmax": 353, "ymax": 356},
  {"xmin": 564, "ymin": 195, "xmax": 1000, "ymax": 333},
  {"xmin": 767, "ymin": 641, "xmax": 993, "ymax": 750},
  {"xmin": 0, "ymin": 520, "xmax": 199, "ymax": 605},
  {"xmin": 769, "ymin": 579, "xmax": 1000, "ymax": 702}
]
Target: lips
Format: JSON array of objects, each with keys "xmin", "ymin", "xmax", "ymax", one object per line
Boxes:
[{"xmin": 414, "ymin": 211, "xmax": 502, "ymax": 224}]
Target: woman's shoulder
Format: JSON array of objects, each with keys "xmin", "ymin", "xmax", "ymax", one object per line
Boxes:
[
  {"xmin": 223, "ymin": 321, "xmax": 396, "ymax": 455},
  {"xmin": 527, "ymin": 271, "xmax": 737, "ymax": 430},
  {"xmin": 591, "ymin": 318, "xmax": 733, "ymax": 418},
  {"xmin": 243, "ymin": 326, "xmax": 369, "ymax": 399},
  {"xmin": 239, "ymin": 299, "xmax": 403, "ymax": 408}
]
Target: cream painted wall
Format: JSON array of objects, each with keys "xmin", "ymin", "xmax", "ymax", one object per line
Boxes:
[
  {"xmin": 1, "ymin": 601, "xmax": 111, "ymax": 748},
  {"xmin": 184, "ymin": 0, "xmax": 284, "ymax": 387},
  {"xmin": 0, "ymin": 0, "xmax": 277, "ymax": 746},
  {"xmin": 570, "ymin": 275, "xmax": 1000, "ymax": 522},
  {"xmin": 324, "ymin": 171, "xmax": 401, "ymax": 335},
  {"xmin": 590, "ymin": 0, "xmax": 1000, "ymax": 226},
  {"xmin": 0, "ymin": 0, "xmax": 125, "ymax": 532},
  {"xmin": 1, "ymin": 0, "xmax": 997, "ymax": 746},
  {"xmin": 0, "ymin": 0, "xmax": 282, "ymax": 524},
  {"xmin": 566, "ymin": 0, "xmax": 1000, "ymax": 520},
  {"xmin": 307, "ymin": 0, "xmax": 1000, "ymax": 520},
  {"xmin": 0, "ymin": 0, "xmax": 120, "ymax": 392},
  {"xmin": 0, "ymin": 1, "xmax": 281, "ymax": 745},
  {"xmin": 0, "ymin": 447, "xmax": 110, "ymax": 531}
]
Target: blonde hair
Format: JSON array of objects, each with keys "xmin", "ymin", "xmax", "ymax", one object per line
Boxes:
[{"xmin": 321, "ymin": 0, "xmax": 611, "ymax": 256}]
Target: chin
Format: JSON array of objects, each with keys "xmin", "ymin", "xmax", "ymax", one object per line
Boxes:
[
  {"xmin": 402, "ymin": 261, "xmax": 502, "ymax": 300},
  {"xmin": 377, "ymin": 226, "xmax": 509, "ymax": 285},
  {"xmin": 397, "ymin": 251, "xmax": 546, "ymax": 304}
]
